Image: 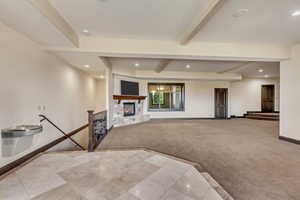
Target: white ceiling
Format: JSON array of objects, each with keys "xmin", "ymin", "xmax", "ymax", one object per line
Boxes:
[
  {"xmin": 110, "ymin": 58, "xmax": 162, "ymax": 71},
  {"xmin": 0, "ymin": 0, "xmax": 73, "ymax": 47},
  {"xmin": 49, "ymin": 0, "xmax": 208, "ymax": 40},
  {"xmin": 55, "ymin": 51, "xmax": 107, "ymax": 78},
  {"xmin": 0, "ymin": 0, "xmax": 299, "ymax": 46},
  {"xmin": 0, "ymin": 0, "xmax": 288, "ymax": 79},
  {"xmin": 194, "ymin": 0, "xmax": 300, "ymax": 46},
  {"xmin": 48, "ymin": 0, "xmax": 300, "ymax": 45},
  {"xmin": 109, "ymin": 57, "xmax": 279, "ymax": 78},
  {"xmin": 165, "ymin": 60, "xmax": 243, "ymax": 72},
  {"xmin": 235, "ymin": 62, "xmax": 280, "ymax": 78}
]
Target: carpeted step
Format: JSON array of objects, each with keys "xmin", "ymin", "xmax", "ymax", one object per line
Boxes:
[
  {"xmin": 245, "ymin": 114, "xmax": 279, "ymax": 121},
  {"xmin": 247, "ymin": 113, "xmax": 279, "ymax": 117}
]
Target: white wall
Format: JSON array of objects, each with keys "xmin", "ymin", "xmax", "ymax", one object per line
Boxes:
[
  {"xmin": 106, "ymin": 67, "xmax": 114, "ymax": 128},
  {"xmin": 114, "ymin": 74, "xmax": 281, "ymax": 119},
  {"xmin": 280, "ymin": 44, "xmax": 300, "ymax": 141},
  {"xmin": 0, "ymin": 22, "xmax": 100, "ymax": 167},
  {"xmin": 145, "ymin": 80, "xmax": 231, "ymax": 119},
  {"xmin": 95, "ymin": 80, "xmax": 107, "ymax": 112},
  {"xmin": 231, "ymin": 78, "xmax": 280, "ymax": 116},
  {"xmin": 114, "ymin": 75, "xmax": 231, "ymax": 118}
]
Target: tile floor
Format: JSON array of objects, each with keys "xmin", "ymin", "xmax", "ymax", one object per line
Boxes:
[{"xmin": 0, "ymin": 150, "xmax": 228, "ymax": 200}]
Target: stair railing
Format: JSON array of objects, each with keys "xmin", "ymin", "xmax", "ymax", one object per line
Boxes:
[
  {"xmin": 87, "ymin": 110, "xmax": 108, "ymax": 152},
  {"xmin": 39, "ymin": 114, "xmax": 85, "ymax": 150}
]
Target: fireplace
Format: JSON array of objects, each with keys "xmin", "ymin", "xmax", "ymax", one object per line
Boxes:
[{"xmin": 123, "ymin": 103, "xmax": 135, "ymax": 117}]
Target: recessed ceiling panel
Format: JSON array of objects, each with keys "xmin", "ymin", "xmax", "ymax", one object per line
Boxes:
[
  {"xmin": 106, "ymin": 57, "xmax": 280, "ymax": 78},
  {"xmin": 193, "ymin": 0, "xmax": 300, "ymax": 45},
  {"xmin": 55, "ymin": 51, "xmax": 106, "ymax": 75},
  {"xmin": 236, "ymin": 62, "xmax": 279, "ymax": 78},
  {"xmin": 110, "ymin": 57, "xmax": 162, "ymax": 71},
  {"xmin": 0, "ymin": 0, "xmax": 74, "ymax": 47},
  {"xmin": 49, "ymin": 0, "xmax": 208, "ymax": 40},
  {"xmin": 165, "ymin": 60, "xmax": 244, "ymax": 72}
]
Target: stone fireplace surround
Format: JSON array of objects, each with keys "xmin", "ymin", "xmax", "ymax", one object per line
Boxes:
[
  {"xmin": 123, "ymin": 102, "xmax": 135, "ymax": 116},
  {"xmin": 112, "ymin": 96, "xmax": 150, "ymax": 127}
]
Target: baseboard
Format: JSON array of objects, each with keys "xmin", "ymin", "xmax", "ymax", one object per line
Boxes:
[
  {"xmin": 0, "ymin": 124, "xmax": 88, "ymax": 177},
  {"xmin": 279, "ymin": 136, "xmax": 300, "ymax": 145},
  {"xmin": 152, "ymin": 117, "xmax": 231, "ymax": 120},
  {"xmin": 231, "ymin": 115, "xmax": 245, "ymax": 118},
  {"xmin": 247, "ymin": 111, "xmax": 280, "ymax": 113},
  {"xmin": 153, "ymin": 117, "xmax": 214, "ymax": 120},
  {"xmin": 108, "ymin": 125, "xmax": 114, "ymax": 132}
]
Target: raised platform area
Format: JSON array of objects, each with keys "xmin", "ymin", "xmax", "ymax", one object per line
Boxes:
[
  {"xmin": 245, "ymin": 112, "xmax": 279, "ymax": 121},
  {"xmin": 0, "ymin": 150, "xmax": 233, "ymax": 200}
]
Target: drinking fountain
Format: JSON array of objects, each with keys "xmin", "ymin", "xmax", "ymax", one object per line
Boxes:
[
  {"xmin": 1, "ymin": 124, "xmax": 43, "ymax": 157},
  {"xmin": 1, "ymin": 125, "xmax": 43, "ymax": 138}
]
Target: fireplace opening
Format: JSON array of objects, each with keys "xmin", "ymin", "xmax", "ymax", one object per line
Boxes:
[{"xmin": 123, "ymin": 103, "xmax": 135, "ymax": 117}]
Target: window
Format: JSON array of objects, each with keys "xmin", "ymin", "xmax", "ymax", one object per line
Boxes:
[{"xmin": 148, "ymin": 83, "xmax": 185, "ymax": 111}]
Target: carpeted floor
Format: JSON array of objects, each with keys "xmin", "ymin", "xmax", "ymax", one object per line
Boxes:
[{"xmin": 98, "ymin": 119, "xmax": 300, "ymax": 200}]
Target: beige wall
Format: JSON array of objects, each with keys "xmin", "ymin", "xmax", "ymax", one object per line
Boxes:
[
  {"xmin": 114, "ymin": 75, "xmax": 281, "ymax": 119},
  {"xmin": 145, "ymin": 80, "xmax": 231, "ymax": 119},
  {"xmin": 0, "ymin": 22, "xmax": 100, "ymax": 167},
  {"xmin": 231, "ymin": 78, "xmax": 280, "ymax": 116},
  {"xmin": 280, "ymin": 44, "xmax": 300, "ymax": 141},
  {"xmin": 95, "ymin": 80, "xmax": 107, "ymax": 112},
  {"xmin": 106, "ymin": 67, "xmax": 114, "ymax": 128},
  {"xmin": 114, "ymin": 75, "xmax": 231, "ymax": 118}
]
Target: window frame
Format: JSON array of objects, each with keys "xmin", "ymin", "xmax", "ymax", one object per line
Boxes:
[{"xmin": 147, "ymin": 83, "xmax": 185, "ymax": 112}]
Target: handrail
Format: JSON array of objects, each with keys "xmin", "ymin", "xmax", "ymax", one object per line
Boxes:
[
  {"xmin": 87, "ymin": 110, "xmax": 108, "ymax": 152},
  {"xmin": 39, "ymin": 115, "xmax": 85, "ymax": 150}
]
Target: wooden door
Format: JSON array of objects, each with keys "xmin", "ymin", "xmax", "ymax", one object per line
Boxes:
[
  {"xmin": 261, "ymin": 85, "xmax": 275, "ymax": 112},
  {"xmin": 215, "ymin": 88, "xmax": 228, "ymax": 119}
]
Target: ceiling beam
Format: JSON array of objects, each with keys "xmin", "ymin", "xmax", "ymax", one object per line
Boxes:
[
  {"xmin": 155, "ymin": 60, "xmax": 172, "ymax": 73},
  {"xmin": 217, "ymin": 62, "xmax": 254, "ymax": 74},
  {"xmin": 180, "ymin": 0, "xmax": 226, "ymax": 45},
  {"xmin": 29, "ymin": 0, "xmax": 79, "ymax": 47},
  {"xmin": 99, "ymin": 56, "xmax": 112, "ymax": 69}
]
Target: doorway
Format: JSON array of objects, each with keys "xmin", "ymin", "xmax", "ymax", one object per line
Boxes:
[
  {"xmin": 261, "ymin": 85, "xmax": 275, "ymax": 112},
  {"xmin": 215, "ymin": 88, "xmax": 228, "ymax": 119}
]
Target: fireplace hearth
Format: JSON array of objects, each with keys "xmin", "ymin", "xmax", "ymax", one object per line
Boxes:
[
  {"xmin": 123, "ymin": 103, "xmax": 135, "ymax": 117},
  {"xmin": 113, "ymin": 94, "xmax": 150, "ymax": 127}
]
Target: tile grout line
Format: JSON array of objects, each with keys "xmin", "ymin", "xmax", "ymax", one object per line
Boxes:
[
  {"xmin": 97, "ymin": 147, "xmax": 233, "ymax": 200},
  {"xmin": 15, "ymin": 172, "xmax": 31, "ymax": 200}
]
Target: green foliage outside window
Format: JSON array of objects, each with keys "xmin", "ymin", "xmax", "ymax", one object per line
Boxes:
[{"xmin": 152, "ymin": 92, "xmax": 165, "ymax": 105}]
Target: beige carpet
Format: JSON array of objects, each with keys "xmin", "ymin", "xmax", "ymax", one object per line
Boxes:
[{"xmin": 98, "ymin": 119, "xmax": 300, "ymax": 200}]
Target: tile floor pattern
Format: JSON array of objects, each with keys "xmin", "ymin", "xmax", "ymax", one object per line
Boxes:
[{"xmin": 0, "ymin": 150, "xmax": 226, "ymax": 200}]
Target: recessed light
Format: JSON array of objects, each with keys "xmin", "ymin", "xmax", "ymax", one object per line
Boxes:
[
  {"xmin": 134, "ymin": 63, "xmax": 140, "ymax": 67},
  {"xmin": 258, "ymin": 69, "xmax": 264, "ymax": 73},
  {"xmin": 84, "ymin": 64, "xmax": 90, "ymax": 68},
  {"xmin": 99, "ymin": 75, "xmax": 105, "ymax": 79},
  {"xmin": 292, "ymin": 10, "xmax": 300, "ymax": 17},
  {"xmin": 264, "ymin": 75, "xmax": 269, "ymax": 78},
  {"xmin": 186, "ymin": 64, "xmax": 191, "ymax": 69},
  {"xmin": 233, "ymin": 9, "xmax": 249, "ymax": 18},
  {"xmin": 82, "ymin": 29, "xmax": 91, "ymax": 36}
]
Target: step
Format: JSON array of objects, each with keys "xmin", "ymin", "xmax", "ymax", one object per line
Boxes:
[
  {"xmin": 246, "ymin": 113, "xmax": 279, "ymax": 118},
  {"xmin": 246, "ymin": 114, "xmax": 279, "ymax": 118},
  {"xmin": 245, "ymin": 115, "xmax": 279, "ymax": 121}
]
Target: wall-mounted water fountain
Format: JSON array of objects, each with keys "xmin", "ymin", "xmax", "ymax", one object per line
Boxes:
[{"xmin": 1, "ymin": 125, "xmax": 43, "ymax": 157}]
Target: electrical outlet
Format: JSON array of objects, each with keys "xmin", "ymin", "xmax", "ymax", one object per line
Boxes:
[{"xmin": 38, "ymin": 105, "xmax": 42, "ymax": 111}]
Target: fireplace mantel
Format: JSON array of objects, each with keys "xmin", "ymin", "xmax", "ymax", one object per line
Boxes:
[{"xmin": 113, "ymin": 95, "xmax": 147, "ymax": 104}]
